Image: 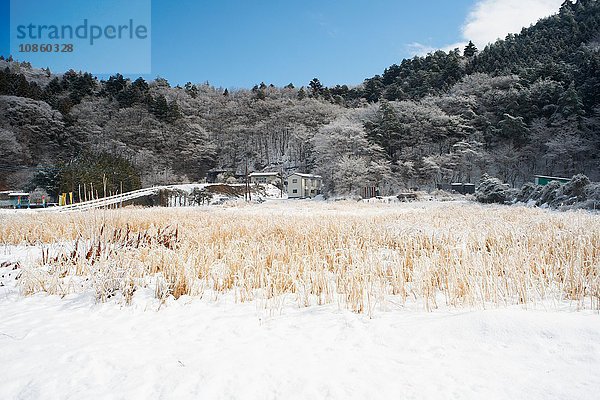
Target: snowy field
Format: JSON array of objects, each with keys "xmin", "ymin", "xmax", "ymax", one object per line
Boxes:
[
  {"xmin": 1, "ymin": 291, "xmax": 599, "ymax": 400},
  {"xmin": 1, "ymin": 200, "xmax": 599, "ymax": 399}
]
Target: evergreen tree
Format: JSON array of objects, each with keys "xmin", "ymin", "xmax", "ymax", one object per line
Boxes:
[
  {"xmin": 104, "ymin": 73, "xmax": 128, "ymax": 97},
  {"xmin": 251, "ymin": 84, "xmax": 266, "ymax": 100},
  {"xmin": 498, "ymin": 114, "xmax": 530, "ymax": 147},
  {"xmin": 363, "ymin": 76, "xmax": 383, "ymax": 102},
  {"xmin": 150, "ymin": 94, "xmax": 180, "ymax": 122},
  {"xmin": 558, "ymin": 82, "xmax": 584, "ymax": 119},
  {"xmin": 309, "ymin": 78, "xmax": 324, "ymax": 97},
  {"xmin": 297, "ymin": 87, "xmax": 307, "ymax": 100},
  {"xmin": 30, "ymin": 166, "xmax": 61, "ymax": 198},
  {"xmin": 58, "ymin": 152, "xmax": 141, "ymax": 200},
  {"xmin": 463, "ymin": 41, "xmax": 478, "ymax": 58},
  {"xmin": 184, "ymin": 82, "xmax": 199, "ymax": 98},
  {"xmin": 364, "ymin": 100, "xmax": 402, "ymax": 161}
]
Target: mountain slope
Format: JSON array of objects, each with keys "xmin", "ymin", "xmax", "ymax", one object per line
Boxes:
[{"xmin": 0, "ymin": 0, "xmax": 598, "ymax": 195}]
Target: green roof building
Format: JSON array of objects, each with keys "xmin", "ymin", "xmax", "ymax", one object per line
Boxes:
[{"xmin": 534, "ymin": 175, "xmax": 571, "ymax": 186}]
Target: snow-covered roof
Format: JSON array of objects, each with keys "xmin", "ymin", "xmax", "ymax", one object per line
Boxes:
[
  {"xmin": 289, "ymin": 173, "xmax": 322, "ymax": 179},
  {"xmin": 8, "ymin": 192, "xmax": 29, "ymax": 196},
  {"xmin": 534, "ymin": 175, "xmax": 570, "ymax": 180},
  {"xmin": 248, "ymin": 172, "xmax": 280, "ymax": 176}
]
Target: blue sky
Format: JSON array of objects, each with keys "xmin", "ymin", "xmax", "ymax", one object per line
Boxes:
[
  {"xmin": 0, "ymin": 0, "xmax": 563, "ymax": 88},
  {"xmin": 148, "ymin": 0, "xmax": 474, "ymax": 88}
]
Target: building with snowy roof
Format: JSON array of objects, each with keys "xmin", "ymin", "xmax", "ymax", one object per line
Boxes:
[
  {"xmin": 286, "ymin": 173, "xmax": 322, "ymax": 199},
  {"xmin": 248, "ymin": 171, "xmax": 281, "ymax": 185}
]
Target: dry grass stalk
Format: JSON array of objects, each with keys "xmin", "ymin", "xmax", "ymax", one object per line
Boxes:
[{"xmin": 1, "ymin": 202, "xmax": 599, "ymax": 314}]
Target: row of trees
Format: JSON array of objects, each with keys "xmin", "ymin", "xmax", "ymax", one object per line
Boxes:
[{"xmin": 31, "ymin": 152, "xmax": 141, "ymax": 201}]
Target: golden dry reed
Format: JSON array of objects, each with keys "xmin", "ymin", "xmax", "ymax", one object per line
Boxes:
[{"xmin": 1, "ymin": 201, "xmax": 599, "ymax": 314}]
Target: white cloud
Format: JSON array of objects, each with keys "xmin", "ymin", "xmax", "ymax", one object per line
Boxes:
[
  {"xmin": 463, "ymin": 0, "xmax": 564, "ymax": 48},
  {"xmin": 407, "ymin": 0, "xmax": 564, "ymax": 56},
  {"xmin": 407, "ymin": 41, "xmax": 466, "ymax": 57},
  {"xmin": 406, "ymin": 42, "xmax": 437, "ymax": 56}
]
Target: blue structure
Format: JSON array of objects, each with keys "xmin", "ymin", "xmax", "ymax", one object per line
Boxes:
[{"xmin": 0, "ymin": 191, "xmax": 30, "ymax": 209}]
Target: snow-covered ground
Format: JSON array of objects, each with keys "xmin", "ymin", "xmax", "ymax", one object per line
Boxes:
[
  {"xmin": 0, "ymin": 248, "xmax": 598, "ymax": 399},
  {"xmin": 1, "ymin": 290, "xmax": 598, "ymax": 400}
]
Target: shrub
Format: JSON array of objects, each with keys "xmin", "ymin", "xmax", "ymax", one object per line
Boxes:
[
  {"xmin": 537, "ymin": 181, "xmax": 562, "ymax": 206},
  {"xmin": 475, "ymin": 174, "xmax": 510, "ymax": 204},
  {"xmin": 516, "ymin": 182, "xmax": 537, "ymax": 203}
]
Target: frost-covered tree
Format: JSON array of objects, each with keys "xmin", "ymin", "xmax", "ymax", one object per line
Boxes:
[{"xmin": 312, "ymin": 118, "xmax": 391, "ymax": 195}]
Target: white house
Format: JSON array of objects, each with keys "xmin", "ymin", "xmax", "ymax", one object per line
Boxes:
[
  {"xmin": 287, "ymin": 173, "xmax": 322, "ymax": 198},
  {"xmin": 248, "ymin": 172, "xmax": 281, "ymax": 185}
]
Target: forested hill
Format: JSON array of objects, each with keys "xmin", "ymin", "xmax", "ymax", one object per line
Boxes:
[
  {"xmin": 360, "ymin": 0, "xmax": 599, "ymax": 105},
  {"xmin": 0, "ymin": 0, "xmax": 598, "ymax": 196}
]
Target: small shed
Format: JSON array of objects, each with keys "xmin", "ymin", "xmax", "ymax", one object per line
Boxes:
[
  {"xmin": 0, "ymin": 191, "xmax": 30, "ymax": 209},
  {"xmin": 248, "ymin": 172, "xmax": 280, "ymax": 185},
  {"xmin": 361, "ymin": 187, "xmax": 380, "ymax": 199},
  {"xmin": 206, "ymin": 169, "xmax": 246, "ymax": 183},
  {"xmin": 436, "ymin": 183, "xmax": 475, "ymax": 195},
  {"xmin": 0, "ymin": 191, "xmax": 11, "ymax": 208},
  {"xmin": 534, "ymin": 175, "xmax": 571, "ymax": 186}
]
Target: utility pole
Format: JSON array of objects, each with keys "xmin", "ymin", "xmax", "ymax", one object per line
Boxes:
[
  {"xmin": 245, "ymin": 159, "xmax": 249, "ymax": 202},
  {"xmin": 280, "ymin": 167, "xmax": 284, "ymax": 198}
]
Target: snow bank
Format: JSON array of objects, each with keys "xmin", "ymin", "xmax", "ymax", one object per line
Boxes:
[{"xmin": 0, "ymin": 293, "xmax": 598, "ymax": 400}]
